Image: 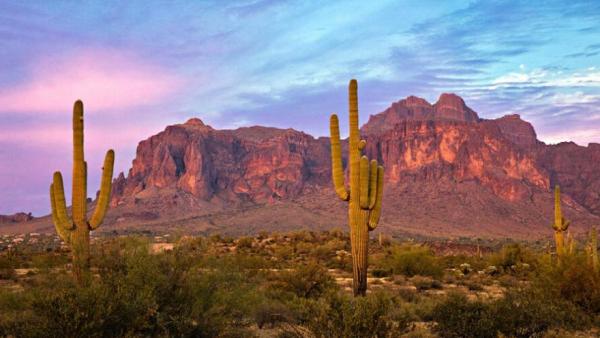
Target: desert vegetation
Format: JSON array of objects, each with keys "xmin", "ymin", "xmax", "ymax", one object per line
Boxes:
[{"xmin": 1, "ymin": 230, "xmax": 599, "ymax": 337}]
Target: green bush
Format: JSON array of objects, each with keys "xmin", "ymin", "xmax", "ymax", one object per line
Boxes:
[
  {"xmin": 271, "ymin": 261, "xmax": 336, "ymax": 299},
  {"xmin": 431, "ymin": 292, "xmax": 497, "ymax": 338},
  {"xmin": 488, "ymin": 243, "xmax": 537, "ymax": 274},
  {"xmin": 0, "ymin": 237, "xmax": 262, "ymax": 337},
  {"xmin": 534, "ymin": 254, "xmax": 600, "ymax": 315},
  {"xmin": 384, "ymin": 244, "xmax": 443, "ymax": 279},
  {"xmin": 301, "ymin": 291, "xmax": 407, "ymax": 338},
  {"xmin": 492, "ymin": 287, "xmax": 589, "ymax": 338}
]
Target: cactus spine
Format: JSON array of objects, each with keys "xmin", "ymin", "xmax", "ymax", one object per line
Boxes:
[
  {"xmin": 552, "ymin": 185, "xmax": 570, "ymax": 259},
  {"xmin": 330, "ymin": 79, "xmax": 384, "ymax": 296},
  {"xmin": 50, "ymin": 100, "xmax": 114, "ymax": 285}
]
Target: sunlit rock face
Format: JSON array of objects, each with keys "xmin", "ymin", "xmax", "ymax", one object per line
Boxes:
[
  {"xmin": 362, "ymin": 117, "xmax": 548, "ymax": 203},
  {"xmin": 112, "ymin": 118, "xmax": 330, "ymax": 204}
]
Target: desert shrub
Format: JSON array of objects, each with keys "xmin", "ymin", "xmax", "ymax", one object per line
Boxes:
[
  {"xmin": 301, "ymin": 291, "xmax": 407, "ymax": 338},
  {"xmin": 0, "ymin": 237, "xmax": 262, "ymax": 337},
  {"xmin": 431, "ymin": 292, "xmax": 497, "ymax": 338},
  {"xmin": 384, "ymin": 244, "xmax": 443, "ymax": 279},
  {"xmin": 463, "ymin": 281, "xmax": 484, "ymax": 291},
  {"xmin": 536, "ymin": 255, "xmax": 600, "ymax": 315},
  {"xmin": 272, "ymin": 261, "xmax": 336, "ymax": 299},
  {"xmin": 29, "ymin": 252, "xmax": 69, "ymax": 270},
  {"xmin": 397, "ymin": 287, "xmax": 418, "ymax": 302},
  {"xmin": 371, "ymin": 268, "xmax": 392, "ymax": 278},
  {"xmin": 237, "ymin": 236, "xmax": 254, "ymax": 249},
  {"xmin": 492, "ymin": 287, "xmax": 589, "ymax": 338},
  {"xmin": 253, "ymin": 299, "xmax": 294, "ymax": 329},
  {"xmin": 432, "ymin": 281, "xmax": 591, "ymax": 338},
  {"xmin": 276, "ymin": 330, "xmax": 304, "ymax": 338},
  {"xmin": 411, "ymin": 276, "xmax": 443, "ymax": 291},
  {"xmin": 488, "ymin": 243, "xmax": 537, "ymax": 274}
]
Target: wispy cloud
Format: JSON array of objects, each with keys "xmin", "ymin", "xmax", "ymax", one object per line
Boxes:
[{"xmin": 0, "ymin": 48, "xmax": 184, "ymax": 114}]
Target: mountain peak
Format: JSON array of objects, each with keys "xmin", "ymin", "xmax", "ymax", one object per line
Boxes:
[
  {"xmin": 433, "ymin": 93, "xmax": 479, "ymax": 122},
  {"xmin": 400, "ymin": 95, "xmax": 431, "ymax": 107},
  {"xmin": 435, "ymin": 93, "xmax": 465, "ymax": 106},
  {"xmin": 184, "ymin": 118, "xmax": 206, "ymax": 126},
  {"xmin": 362, "ymin": 93, "xmax": 479, "ymax": 134}
]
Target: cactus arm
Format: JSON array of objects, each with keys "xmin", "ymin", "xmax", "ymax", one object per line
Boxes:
[
  {"xmin": 50, "ymin": 183, "xmax": 72, "ymax": 242},
  {"xmin": 329, "ymin": 114, "xmax": 349, "ymax": 201},
  {"xmin": 89, "ymin": 149, "xmax": 115, "ymax": 230},
  {"xmin": 348, "ymin": 79, "xmax": 360, "ymax": 205},
  {"xmin": 359, "ymin": 156, "xmax": 370, "ymax": 208},
  {"xmin": 368, "ymin": 166, "xmax": 384, "ymax": 230},
  {"xmin": 72, "ymin": 100, "xmax": 87, "ymax": 226},
  {"xmin": 563, "ymin": 219, "xmax": 571, "ymax": 231},
  {"xmin": 52, "ymin": 172, "xmax": 74, "ymax": 230},
  {"xmin": 554, "ymin": 185, "xmax": 561, "ymax": 227},
  {"xmin": 368, "ymin": 160, "xmax": 378, "ymax": 209}
]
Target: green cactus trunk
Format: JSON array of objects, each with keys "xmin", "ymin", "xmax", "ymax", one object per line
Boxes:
[
  {"xmin": 330, "ymin": 80, "xmax": 384, "ymax": 296},
  {"xmin": 552, "ymin": 185, "xmax": 570, "ymax": 262},
  {"xmin": 589, "ymin": 227, "xmax": 599, "ymax": 273},
  {"xmin": 50, "ymin": 100, "xmax": 114, "ymax": 285}
]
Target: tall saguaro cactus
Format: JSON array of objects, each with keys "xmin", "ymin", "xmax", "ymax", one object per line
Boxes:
[
  {"xmin": 330, "ymin": 79, "xmax": 384, "ymax": 296},
  {"xmin": 552, "ymin": 185, "xmax": 570, "ymax": 259},
  {"xmin": 50, "ymin": 100, "xmax": 114, "ymax": 285}
]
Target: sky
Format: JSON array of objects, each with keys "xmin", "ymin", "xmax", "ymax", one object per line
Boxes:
[{"xmin": 1, "ymin": 0, "xmax": 600, "ymax": 215}]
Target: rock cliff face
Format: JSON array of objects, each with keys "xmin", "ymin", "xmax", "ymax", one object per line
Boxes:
[
  {"xmin": 112, "ymin": 118, "xmax": 330, "ymax": 206},
  {"xmin": 105, "ymin": 93, "xmax": 600, "ymax": 238}
]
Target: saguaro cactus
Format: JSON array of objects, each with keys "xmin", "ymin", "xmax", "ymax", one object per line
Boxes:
[
  {"xmin": 552, "ymin": 185, "xmax": 570, "ymax": 259},
  {"xmin": 50, "ymin": 100, "xmax": 114, "ymax": 284},
  {"xmin": 566, "ymin": 232, "xmax": 576, "ymax": 255},
  {"xmin": 588, "ymin": 227, "xmax": 599, "ymax": 273},
  {"xmin": 330, "ymin": 79, "xmax": 384, "ymax": 296}
]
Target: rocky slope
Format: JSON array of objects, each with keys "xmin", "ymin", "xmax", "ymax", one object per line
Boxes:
[{"xmin": 5, "ymin": 93, "xmax": 599, "ymax": 239}]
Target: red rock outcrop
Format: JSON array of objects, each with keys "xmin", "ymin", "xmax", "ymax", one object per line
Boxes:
[
  {"xmin": 0, "ymin": 212, "xmax": 33, "ymax": 224},
  {"xmin": 112, "ymin": 118, "xmax": 330, "ymax": 206}
]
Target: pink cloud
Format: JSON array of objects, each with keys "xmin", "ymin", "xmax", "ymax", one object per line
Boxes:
[{"xmin": 0, "ymin": 48, "xmax": 184, "ymax": 113}]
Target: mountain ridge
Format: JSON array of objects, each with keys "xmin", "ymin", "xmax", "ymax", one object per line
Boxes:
[{"xmin": 4, "ymin": 93, "xmax": 600, "ymax": 239}]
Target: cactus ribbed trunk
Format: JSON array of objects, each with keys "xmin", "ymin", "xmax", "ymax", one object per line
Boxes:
[
  {"xmin": 72, "ymin": 223, "xmax": 90, "ymax": 284},
  {"xmin": 50, "ymin": 100, "xmax": 114, "ymax": 286},
  {"xmin": 552, "ymin": 185, "xmax": 570, "ymax": 263},
  {"xmin": 350, "ymin": 204, "xmax": 369, "ymax": 295},
  {"xmin": 555, "ymin": 231, "xmax": 565, "ymax": 257},
  {"xmin": 329, "ymin": 80, "xmax": 384, "ymax": 296}
]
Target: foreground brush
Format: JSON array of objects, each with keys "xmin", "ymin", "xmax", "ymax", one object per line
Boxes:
[{"xmin": 50, "ymin": 100, "xmax": 114, "ymax": 285}]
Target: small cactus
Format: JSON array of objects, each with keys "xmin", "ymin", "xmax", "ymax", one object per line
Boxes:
[
  {"xmin": 566, "ymin": 231, "xmax": 576, "ymax": 255},
  {"xmin": 329, "ymin": 79, "xmax": 384, "ymax": 296},
  {"xmin": 50, "ymin": 101, "xmax": 114, "ymax": 284},
  {"xmin": 588, "ymin": 227, "xmax": 599, "ymax": 273},
  {"xmin": 551, "ymin": 185, "xmax": 570, "ymax": 260}
]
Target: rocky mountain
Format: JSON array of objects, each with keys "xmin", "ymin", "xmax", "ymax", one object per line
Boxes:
[
  {"xmin": 4, "ymin": 93, "xmax": 599, "ymax": 239},
  {"xmin": 0, "ymin": 212, "xmax": 33, "ymax": 224}
]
